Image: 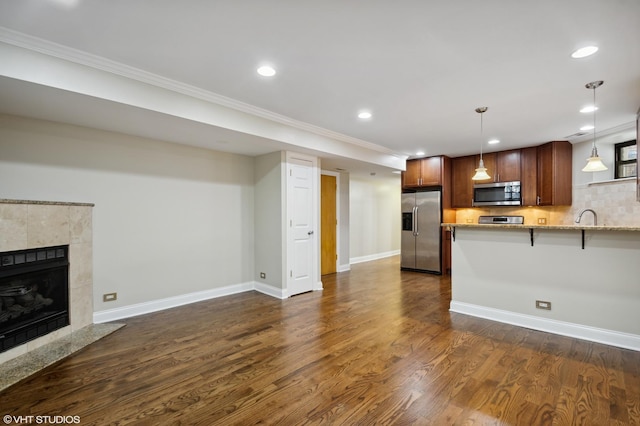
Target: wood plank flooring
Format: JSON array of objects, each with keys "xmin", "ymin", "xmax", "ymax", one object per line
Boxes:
[{"xmin": 2, "ymin": 256, "xmax": 639, "ymax": 425}]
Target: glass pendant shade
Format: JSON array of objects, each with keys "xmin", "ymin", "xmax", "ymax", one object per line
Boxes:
[
  {"xmin": 472, "ymin": 158, "xmax": 491, "ymax": 180},
  {"xmin": 582, "ymin": 147, "xmax": 608, "ymax": 172}
]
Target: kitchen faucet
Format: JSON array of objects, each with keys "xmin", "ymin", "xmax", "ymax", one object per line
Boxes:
[{"xmin": 575, "ymin": 209, "xmax": 597, "ymax": 226}]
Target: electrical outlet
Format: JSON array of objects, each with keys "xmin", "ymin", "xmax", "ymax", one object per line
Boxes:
[
  {"xmin": 466, "ymin": 218, "xmax": 473, "ymax": 223},
  {"xmin": 537, "ymin": 218, "xmax": 547, "ymax": 225},
  {"xmin": 536, "ymin": 300, "xmax": 551, "ymax": 310},
  {"xmin": 260, "ymin": 272, "xmax": 266, "ymax": 279},
  {"xmin": 103, "ymin": 292, "xmax": 117, "ymax": 302}
]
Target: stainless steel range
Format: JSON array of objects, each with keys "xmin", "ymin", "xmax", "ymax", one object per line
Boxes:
[{"xmin": 478, "ymin": 215, "xmax": 524, "ymax": 225}]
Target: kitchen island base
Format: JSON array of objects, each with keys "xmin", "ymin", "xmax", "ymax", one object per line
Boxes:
[{"xmin": 447, "ymin": 225, "xmax": 640, "ymax": 351}]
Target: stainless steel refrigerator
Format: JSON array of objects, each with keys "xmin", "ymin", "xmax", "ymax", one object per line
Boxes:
[{"xmin": 401, "ymin": 190, "xmax": 442, "ymax": 274}]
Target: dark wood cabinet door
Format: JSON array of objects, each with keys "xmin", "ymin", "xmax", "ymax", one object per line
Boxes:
[
  {"xmin": 521, "ymin": 147, "xmax": 538, "ymax": 206},
  {"xmin": 452, "ymin": 155, "xmax": 477, "ymax": 207},
  {"xmin": 537, "ymin": 141, "xmax": 572, "ymax": 206},
  {"xmin": 420, "ymin": 156, "xmax": 443, "ymax": 186},
  {"xmin": 403, "ymin": 159, "xmax": 422, "ymax": 187},
  {"xmin": 479, "ymin": 153, "xmax": 496, "ymax": 181},
  {"xmin": 497, "ymin": 149, "xmax": 521, "ymax": 182},
  {"xmin": 537, "ymin": 142, "xmax": 554, "ymax": 205},
  {"xmin": 481, "ymin": 150, "xmax": 520, "ymax": 182}
]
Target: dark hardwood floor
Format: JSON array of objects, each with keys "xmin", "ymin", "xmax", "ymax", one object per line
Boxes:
[{"xmin": 2, "ymin": 256, "xmax": 639, "ymax": 425}]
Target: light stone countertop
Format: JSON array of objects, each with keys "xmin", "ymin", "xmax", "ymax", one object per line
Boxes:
[
  {"xmin": 441, "ymin": 223, "xmax": 640, "ymax": 232},
  {"xmin": 0, "ymin": 198, "xmax": 95, "ymax": 207}
]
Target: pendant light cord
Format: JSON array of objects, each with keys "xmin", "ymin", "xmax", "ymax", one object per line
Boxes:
[
  {"xmin": 479, "ymin": 111, "xmax": 484, "ymax": 160},
  {"xmin": 592, "ymin": 85, "xmax": 597, "ymax": 154}
]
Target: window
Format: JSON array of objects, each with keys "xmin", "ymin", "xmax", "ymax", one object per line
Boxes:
[{"xmin": 614, "ymin": 140, "xmax": 637, "ymax": 179}]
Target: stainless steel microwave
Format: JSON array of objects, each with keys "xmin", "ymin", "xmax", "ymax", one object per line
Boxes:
[{"xmin": 473, "ymin": 181, "xmax": 521, "ymax": 206}]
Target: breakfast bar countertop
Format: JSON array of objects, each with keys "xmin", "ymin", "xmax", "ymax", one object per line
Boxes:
[{"xmin": 441, "ymin": 223, "xmax": 640, "ymax": 232}]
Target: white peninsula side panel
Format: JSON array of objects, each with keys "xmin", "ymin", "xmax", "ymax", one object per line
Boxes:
[{"xmin": 450, "ymin": 227, "xmax": 640, "ymax": 350}]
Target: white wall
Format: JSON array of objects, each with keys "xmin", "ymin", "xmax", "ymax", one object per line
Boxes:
[
  {"xmin": 349, "ymin": 175, "xmax": 401, "ymax": 263},
  {"xmin": 0, "ymin": 114, "xmax": 255, "ymax": 311},
  {"xmin": 338, "ymin": 171, "xmax": 350, "ymax": 271},
  {"xmin": 254, "ymin": 151, "xmax": 285, "ymax": 288}
]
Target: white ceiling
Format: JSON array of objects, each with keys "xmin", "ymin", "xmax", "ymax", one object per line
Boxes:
[{"xmin": 0, "ymin": 0, "xmax": 639, "ymax": 176}]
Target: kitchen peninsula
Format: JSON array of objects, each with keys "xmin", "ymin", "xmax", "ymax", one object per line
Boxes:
[{"xmin": 443, "ymin": 222, "xmax": 640, "ymax": 351}]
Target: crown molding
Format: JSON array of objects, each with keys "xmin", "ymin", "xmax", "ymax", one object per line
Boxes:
[{"xmin": 0, "ymin": 26, "xmax": 400, "ymax": 158}]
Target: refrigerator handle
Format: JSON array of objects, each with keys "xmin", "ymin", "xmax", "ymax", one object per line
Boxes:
[{"xmin": 413, "ymin": 206, "xmax": 419, "ymax": 236}]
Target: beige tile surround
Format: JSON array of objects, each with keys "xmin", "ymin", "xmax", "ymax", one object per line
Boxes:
[{"xmin": 0, "ymin": 199, "xmax": 94, "ymax": 364}]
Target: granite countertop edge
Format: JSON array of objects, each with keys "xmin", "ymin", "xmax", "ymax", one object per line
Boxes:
[
  {"xmin": 0, "ymin": 199, "xmax": 95, "ymax": 207},
  {"xmin": 441, "ymin": 223, "xmax": 640, "ymax": 232}
]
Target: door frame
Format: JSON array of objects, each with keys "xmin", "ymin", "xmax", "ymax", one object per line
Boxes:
[
  {"xmin": 320, "ymin": 170, "xmax": 341, "ymax": 274},
  {"xmin": 286, "ymin": 151, "xmax": 321, "ymax": 296}
]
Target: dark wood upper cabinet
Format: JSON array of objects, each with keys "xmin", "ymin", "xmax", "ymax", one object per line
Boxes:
[
  {"xmin": 420, "ymin": 156, "xmax": 444, "ymax": 186},
  {"xmin": 402, "ymin": 156, "xmax": 448, "ymax": 188},
  {"xmin": 403, "ymin": 159, "xmax": 422, "ymax": 187},
  {"xmin": 451, "ymin": 155, "xmax": 477, "ymax": 208},
  {"xmin": 536, "ymin": 141, "xmax": 572, "ymax": 206},
  {"xmin": 496, "ymin": 149, "xmax": 521, "ymax": 182},
  {"xmin": 481, "ymin": 150, "xmax": 521, "ymax": 182}
]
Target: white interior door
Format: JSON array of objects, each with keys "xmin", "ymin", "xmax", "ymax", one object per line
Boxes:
[{"xmin": 287, "ymin": 155, "xmax": 316, "ymax": 296}]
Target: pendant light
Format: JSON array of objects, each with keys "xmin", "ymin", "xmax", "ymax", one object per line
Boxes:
[
  {"xmin": 471, "ymin": 107, "xmax": 491, "ymax": 180},
  {"xmin": 581, "ymin": 80, "xmax": 608, "ymax": 172}
]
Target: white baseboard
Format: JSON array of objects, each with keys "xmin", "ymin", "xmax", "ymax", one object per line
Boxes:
[
  {"xmin": 93, "ymin": 279, "xmax": 324, "ymax": 322},
  {"xmin": 337, "ymin": 263, "xmax": 351, "ymax": 272},
  {"xmin": 450, "ymin": 301, "xmax": 640, "ymax": 352},
  {"xmin": 350, "ymin": 250, "xmax": 400, "ymax": 265},
  {"xmin": 254, "ymin": 282, "xmax": 287, "ymax": 299},
  {"xmin": 94, "ymin": 281, "xmax": 255, "ymax": 323}
]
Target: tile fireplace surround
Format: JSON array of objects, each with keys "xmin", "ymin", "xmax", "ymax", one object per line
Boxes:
[{"xmin": 0, "ymin": 199, "xmax": 95, "ymax": 364}]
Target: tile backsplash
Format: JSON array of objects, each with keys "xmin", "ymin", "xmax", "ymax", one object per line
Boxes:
[
  {"xmin": 567, "ymin": 179, "xmax": 640, "ymax": 226},
  {"xmin": 455, "ymin": 178, "xmax": 640, "ymax": 226}
]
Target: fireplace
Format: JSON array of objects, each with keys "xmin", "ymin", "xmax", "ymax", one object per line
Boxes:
[{"xmin": 0, "ymin": 245, "xmax": 69, "ymax": 353}]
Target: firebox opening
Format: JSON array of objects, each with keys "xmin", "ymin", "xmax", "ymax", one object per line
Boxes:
[{"xmin": 1, "ymin": 245, "xmax": 70, "ymax": 353}]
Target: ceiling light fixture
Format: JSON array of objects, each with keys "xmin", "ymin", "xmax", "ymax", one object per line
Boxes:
[
  {"xmin": 580, "ymin": 105, "xmax": 598, "ymax": 113},
  {"xmin": 581, "ymin": 80, "xmax": 607, "ymax": 172},
  {"xmin": 571, "ymin": 46, "xmax": 598, "ymax": 59},
  {"xmin": 580, "ymin": 125, "xmax": 594, "ymax": 131},
  {"xmin": 257, "ymin": 65, "xmax": 276, "ymax": 77},
  {"xmin": 488, "ymin": 139, "xmax": 500, "ymax": 145},
  {"xmin": 416, "ymin": 151, "xmax": 425, "ymax": 156},
  {"xmin": 471, "ymin": 107, "xmax": 491, "ymax": 181},
  {"xmin": 358, "ymin": 111, "xmax": 372, "ymax": 119}
]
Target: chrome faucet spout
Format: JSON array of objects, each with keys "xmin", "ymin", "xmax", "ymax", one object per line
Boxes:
[{"xmin": 575, "ymin": 209, "xmax": 597, "ymax": 226}]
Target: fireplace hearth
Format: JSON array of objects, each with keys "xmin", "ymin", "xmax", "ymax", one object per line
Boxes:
[{"xmin": 1, "ymin": 245, "xmax": 69, "ymax": 353}]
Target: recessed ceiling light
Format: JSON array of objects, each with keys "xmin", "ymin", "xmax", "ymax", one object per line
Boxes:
[
  {"xmin": 580, "ymin": 105, "xmax": 598, "ymax": 113},
  {"xmin": 571, "ymin": 46, "xmax": 598, "ymax": 59},
  {"xmin": 358, "ymin": 111, "xmax": 372, "ymax": 119},
  {"xmin": 257, "ymin": 65, "xmax": 276, "ymax": 77},
  {"xmin": 488, "ymin": 139, "xmax": 500, "ymax": 145},
  {"xmin": 416, "ymin": 151, "xmax": 425, "ymax": 156},
  {"xmin": 580, "ymin": 125, "xmax": 595, "ymax": 131},
  {"xmin": 392, "ymin": 170, "xmax": 402, "ymax": 174}
]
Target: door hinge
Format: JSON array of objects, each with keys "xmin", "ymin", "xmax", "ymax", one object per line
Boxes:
[
  {"xmin": 290, "ymin": 169, "xmax": 292, "ymax": 176},
  {"xmin": 290, "ymin": 270, "xmax": 293, "ymax": 277}
]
